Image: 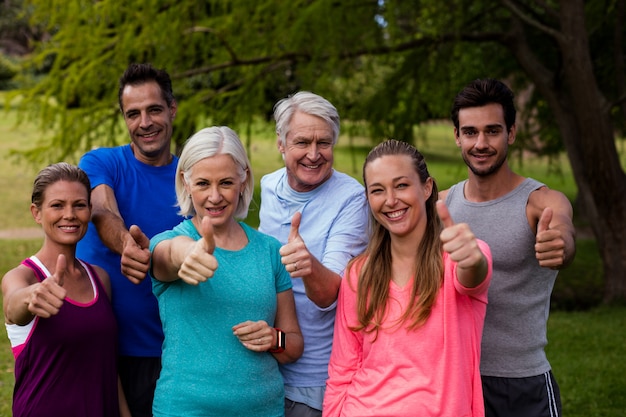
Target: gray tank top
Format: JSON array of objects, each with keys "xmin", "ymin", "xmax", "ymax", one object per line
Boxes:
[{"xmin": 446, "ymin": 178, "xmax": 557, "ymax": 378}]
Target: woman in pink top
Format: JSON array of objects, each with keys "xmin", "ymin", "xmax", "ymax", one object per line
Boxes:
[{"xmin": 323, "ymin": 140, "xmax": 492, "ymax": 417}]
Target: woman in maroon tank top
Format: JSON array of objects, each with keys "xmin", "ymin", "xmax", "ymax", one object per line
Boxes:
[{"xmin": 1, "ymin": 162, "xmax": 130, "ymax": 417}]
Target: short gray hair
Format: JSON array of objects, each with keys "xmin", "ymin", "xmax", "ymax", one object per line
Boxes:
[
  {"xmin": 273, "ymin": 91, "xmax": 340, "ymax": 146},
  {"xmin": 176, "ymin": 126, "xmax": 253, "ymax": 219}
]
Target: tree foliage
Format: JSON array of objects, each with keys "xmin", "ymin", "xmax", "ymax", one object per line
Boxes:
[{"xmin": 7, "ymin": 0, "xmax": 626, "ymax": 301}]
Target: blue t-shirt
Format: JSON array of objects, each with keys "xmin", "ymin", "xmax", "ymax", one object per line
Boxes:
[
  {"xmin": 150, "ymin": 220, "xmax": 291, "ymax": 417},
  {"xmin": 76, "ymin": 144, "xmax": 183, "ymax": 356},
  {"xmin": 259, "ymin": 168, "xmax": 369, "ymax": 409}
]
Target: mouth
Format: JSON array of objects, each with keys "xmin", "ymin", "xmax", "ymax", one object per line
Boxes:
[
  {"xmin": 384, "ymin": 209, "xmax": 407, "ymax": 219},
  {"xmin": 59, "ymin": 225, "xmax": 80, "ymax": 232},
  {"xmin": 205, "ymin": 206, "xmax": 226, "ymax": 216},
  {"xmin": 138, "ymin": 131, "xmax": 160, "ymax": 140},
  {"xmin": 300, "ymin": 162, "xmax": 321, "ymax": 169}
]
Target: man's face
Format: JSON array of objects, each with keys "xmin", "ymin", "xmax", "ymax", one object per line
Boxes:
[
  {"xmin": 454, "ymin": 103, "xmax": 515, "ymax": 177},
  {"xmin": 278, "ymin": 111, "xmax": 335, "ymax": 192},
  {"xmin": 121, "ymin": 81, "xmax": 177, "ymax": 166}
]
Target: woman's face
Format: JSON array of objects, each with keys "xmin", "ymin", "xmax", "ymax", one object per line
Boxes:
[
  {"xmin": 31, "ymin": 180, "xmax": 91, "ymax": 245},
  {"xmin": 364, "ymin": 154, "xmax": 433, "ymax": 240},
  {"xmin": 184, "ymin": 154, "xmax": 246, "ymax": 230}
]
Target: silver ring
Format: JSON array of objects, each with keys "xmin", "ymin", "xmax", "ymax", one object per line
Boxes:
[{"xmin": 294, "ymin": 261, "xmax": 298, "ymax": 270}]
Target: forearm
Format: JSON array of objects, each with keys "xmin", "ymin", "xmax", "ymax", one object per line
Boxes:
[
  {"xmin": 152, "ymin": 237, "xmax": 195, "ymax": 282},
  {"xmin": 92, "ymin": 210, "xmax": 130, "ymax": 255},
  {"xmin": 5, "ymin": 288, "xmax": 35, "ymax": 325},
  {"xmin": 271, "ymin": 328, "xmax": 304, "ymax": 364},
  {"xmin": 302, "ymin": 258, "xmax": 342, "ymax": 308}
]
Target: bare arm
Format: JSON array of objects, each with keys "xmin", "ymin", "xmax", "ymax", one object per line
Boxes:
[
  {"xmin": 2, "ymin": 256, "xmax": 67, "ymax": 325},
  {"xmin": 528, "ymin": 188, "xmax": 576, "ymax": 269},
  {"xmin": 151, "ymin": 216, "xmax": 218, "ymax": 285},
  {"xmin": 90, "ymin": 184, "xmax": 151, "ymax": 283},
  {"xmin": 232, "ymin": 289, "xmax": 304, "ymax": 364}
]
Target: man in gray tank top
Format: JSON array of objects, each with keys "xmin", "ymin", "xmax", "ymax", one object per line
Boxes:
[{"xmin": 440, "ymin": 79, "xmax": 576, "ymax": 417}]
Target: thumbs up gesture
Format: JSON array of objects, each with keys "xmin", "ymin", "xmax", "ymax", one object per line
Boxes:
[
  {"xmin": 121, "ymin": 224, "xmax": 152, "ymax": 284},
  {"xmin": 28, "ymin": 254, "xmax": 68, "ymax": 318},
  {"xmin": 178, "ymin": 216, "xmax": 218, "ymax": 285},
  {"xmin": 436, "ymin": 200, "xmax": 488, "ymax": 288},
  {"xmin": 279, "ymin": 212, "xmax": 310, "ymax": 277},
  {"xmin": 535, "ymin": 207, "xmax": 567, "ymax": 269}
]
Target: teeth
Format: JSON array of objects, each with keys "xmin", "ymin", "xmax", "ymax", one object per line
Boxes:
[
  {"xmin": 304, "ymin": 164, "xmax": 319, "ymax": 169},
  {"xmin": 387, "ymin": 210, "xmax": 405, "ymax": 219}
]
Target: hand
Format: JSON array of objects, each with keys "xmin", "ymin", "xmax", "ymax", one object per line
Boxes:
[
  {"xmin": 437, "ymin": 200, "xmax": 485, "ymax": 271},
  {"xmin": 28, "ymin": 254, "xmax": 68, "ymax": 318},
  {"xmin": 121, "ymin": 225, "xmax": 151, "ymax": 284},
  {"xmin": 232, "ymin": 320, "xmax": 275, "ymax": 352},
  {"xmin": 178, "ymin": 216, "xmax": 218, "ymax": 285},
  {"xmin": 535, "ymin": 207, "xmax": 567, "ymax": 269},
  {"xmin": 279, "ymin": 212, "xmax": 311, "ymax": 277}
]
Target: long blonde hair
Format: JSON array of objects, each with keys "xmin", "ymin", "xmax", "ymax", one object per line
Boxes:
[{"xmin": 351, "ymin": 140, "xmax": 443, "ymax": 336}]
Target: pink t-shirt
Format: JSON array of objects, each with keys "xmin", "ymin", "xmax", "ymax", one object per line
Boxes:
[{"xmin": 324, "ymin": 241, "xmax": 492, "ymax": 417}]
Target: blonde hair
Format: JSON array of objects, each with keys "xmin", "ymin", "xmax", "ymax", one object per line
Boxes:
[{"xmin": 175, "ymin": 126, "xmax": 253, "ymax": 219}]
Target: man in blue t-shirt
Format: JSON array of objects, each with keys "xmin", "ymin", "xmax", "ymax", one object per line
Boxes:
[
  {"xmin": 76, "ymin": 63, "xmax": 184, "ymax": 417},
  {"xmin": 259, "ymin": 91, "xmax": 369, "ymax": 417}
]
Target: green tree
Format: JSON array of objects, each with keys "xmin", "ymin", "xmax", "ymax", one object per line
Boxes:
[{"xmin": 9, "ymin": 0, "xmax": 626, "ymax": 302}]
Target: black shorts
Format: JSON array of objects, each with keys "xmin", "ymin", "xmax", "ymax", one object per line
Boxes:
[
  {"xmin": 118, "ymin": 356, "xmax": 162, "ymax": 417},
  {"xmin": 482, "ymin": 371, "xmax": 561, "ymax": 417}
]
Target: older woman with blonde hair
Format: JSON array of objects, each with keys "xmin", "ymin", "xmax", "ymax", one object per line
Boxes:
[{"xmin": 150, "ymin": 126, "xmax": 303, "ymax": 417}]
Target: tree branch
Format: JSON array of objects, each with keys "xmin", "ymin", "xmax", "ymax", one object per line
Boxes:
[{"xmin": 500, "ymin": 0, "xmax": 564, "ymax": 41}]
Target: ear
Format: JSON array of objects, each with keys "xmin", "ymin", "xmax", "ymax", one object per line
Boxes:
[
  {"xmin": 507, "ymin": 124, "xmax": 516, "ymax": 145},
  {"xmin": 181, "ymin": 171, "xmax": 191, "ymax": 195},
  {"xmin": 277, "ymin": 134, "xmax": 285, "ymax": 154},
  {"xmin": 170, "ymin": 99, "xmax": 178, "ymax": 120},
  {"xmin": 30, "ymin": 204, "xmax": 42, "ymax": 225},
  {"xmin": 424, "ymin": 177, "xmax": 434, "ymax": 200},
  {"xmin": 454, "ymin": 128, "xmax": 461, "ymax": 148}
]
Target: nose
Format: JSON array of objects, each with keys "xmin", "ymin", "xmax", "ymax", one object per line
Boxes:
[
  {"xmin": 306, "ymin": 143, "xmax": 319, "ymax": 160},
  {"xmin": 474, "ymin": 131, "xmax": 489, "ymax": 149},
  {"xmin": 385, "ymin": 189, "xmax": 398, "ymax": 207},
  {"xmin": 63, "ymin": 206, "xmax": 76, "ymax": 219},
  {"xmin": 207, "ymin": 185, "xmax": 223, "ymax": 203},
  {"xmin": 139, "ymin": 111, "xmax": 153, "ymax": 129}
]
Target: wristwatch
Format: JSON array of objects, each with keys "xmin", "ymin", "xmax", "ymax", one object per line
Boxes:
[{"xmin": 268, "ymin": 328, "xmax": 285, "ymax": 353}]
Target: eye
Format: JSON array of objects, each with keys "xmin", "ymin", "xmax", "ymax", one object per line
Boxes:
[{"xmin": 318, "ymin": 141, "xmax": 333, "ymax": 148}]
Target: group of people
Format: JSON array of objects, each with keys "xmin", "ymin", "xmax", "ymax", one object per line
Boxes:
[{"xmin": 1, "ymin": 63, "xmax": 575, "ymax": 417}]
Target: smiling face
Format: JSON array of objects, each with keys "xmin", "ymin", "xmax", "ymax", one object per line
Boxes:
[
  {"xmin": 183, "ymin": 154, "xmax": 246, "ymax": 232},
  {"xmin": 278, "ymin": 111, "xmax": 334, "ymax": 192},
  {"xmin": 31, "ymin": 180, "xmax": 91, "ymax": 245},
  {"xmin": 121, "ymin": 81, "xmax": 177, "ymax": 166},
  {"xmin": 364, "ymin": 154, "xmax": 433, "ymax": 240},
  {"xmin": 455, "ymin": 103, "xmax": 516, "ymax": 177}
]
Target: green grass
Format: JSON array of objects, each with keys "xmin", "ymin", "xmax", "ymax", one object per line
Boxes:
[{"xmin": 0, "ymin": 94, "xmax": 624, "ymax": 416}]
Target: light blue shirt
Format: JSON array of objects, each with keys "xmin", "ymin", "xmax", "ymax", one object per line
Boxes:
[{"xmin": 259, "ymin": 168, "xmax": 369, "ymax": 410}]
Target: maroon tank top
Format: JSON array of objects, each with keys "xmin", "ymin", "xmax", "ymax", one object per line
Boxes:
[{"xmin": 12, "ymin": 257, "xmax": 120, "ymax": 417}]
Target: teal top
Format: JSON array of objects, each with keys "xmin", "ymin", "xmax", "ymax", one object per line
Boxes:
[{"xmin": 150, "ymin": 220, "xmax": 292, "ymax": 417}]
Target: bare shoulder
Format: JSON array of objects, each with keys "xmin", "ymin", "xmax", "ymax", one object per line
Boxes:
[
  {"xmin": 1, "ymin": 264, "xmax": 37, "ymax": 295},
  {"xmin": 528, "ymin": 185, "xmax": 574, "ymax": 223},
  {"xmin": 88, "ymin": 264, "xmax": 113, "ymax": 299}
]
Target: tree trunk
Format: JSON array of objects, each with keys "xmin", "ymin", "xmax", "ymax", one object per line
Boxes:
[{"xmin": 505, "ymin": 1, "xmax": 626, "ymax": 302}]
